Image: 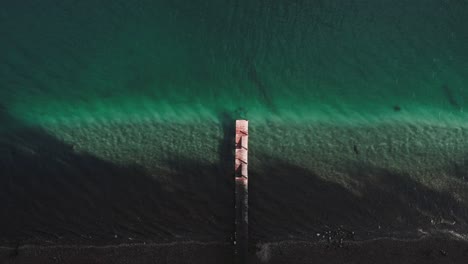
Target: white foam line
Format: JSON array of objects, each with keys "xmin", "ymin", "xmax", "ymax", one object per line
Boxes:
[
  {"xmin": 257, "ymin": 231, "xmax": 468, "ymax": 247},
  {"xmin": 0, "ymin": 241, "xmax": 230, "ymax": 250}
]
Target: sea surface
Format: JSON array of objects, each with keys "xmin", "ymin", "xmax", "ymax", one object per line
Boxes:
[{"xmin": 1, "ymin": 0, "xmax": 468, "ymax": 249}]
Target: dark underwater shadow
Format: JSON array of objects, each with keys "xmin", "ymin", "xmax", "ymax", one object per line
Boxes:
[
  {"xmin": 248, "ymin": 157, "xmax": 468, "ymax": 242},
  {"xmin": 0, "ymin": 106, "xmax": 234, "ymax": 248},
  {"xmin": 2, "ymin": 105, "xmax": 467, "ymax": 250}
]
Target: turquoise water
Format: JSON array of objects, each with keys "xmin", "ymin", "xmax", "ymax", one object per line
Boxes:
[
  {"xmin": 1, "ymin": 0, "xmax": 468, "ymax": 245},
  {"xmin": 1, "ymin": 0, "xmax": 467, "ymax": 127}
]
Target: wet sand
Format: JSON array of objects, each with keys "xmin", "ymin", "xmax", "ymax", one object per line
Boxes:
[
  {"xmin": 1, "ymin": 235, "xmax": 468, "ymax": 264},
  {"xmin": 252, "ymin": 235, "xmax": 468, "ymax": 264}
]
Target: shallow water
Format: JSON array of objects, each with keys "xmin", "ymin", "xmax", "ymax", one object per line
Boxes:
[{"xmin": 1, "ymin": 0, "xmax": 468, "ymax": 245}]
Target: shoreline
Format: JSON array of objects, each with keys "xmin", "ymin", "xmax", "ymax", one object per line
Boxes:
[{"xmin": 1, "ymin": 234, "xmax": 468, "ymax": 264}]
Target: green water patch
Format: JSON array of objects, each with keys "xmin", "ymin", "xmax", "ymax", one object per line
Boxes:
[{"xmin": 1, "ymin": 0, "xmax": 468, "ymax": 128}]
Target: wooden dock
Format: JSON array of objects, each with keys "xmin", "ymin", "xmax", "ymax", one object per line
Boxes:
[{"xmin": 235, "ymin": 120, "xmax": 248, "ymax": 264}]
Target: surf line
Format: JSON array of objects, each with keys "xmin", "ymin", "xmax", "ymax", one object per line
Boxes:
[{"xmin": 234, "ymin": 120, "xmax": 248, "ymax": 264}]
